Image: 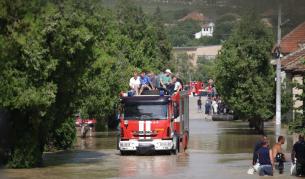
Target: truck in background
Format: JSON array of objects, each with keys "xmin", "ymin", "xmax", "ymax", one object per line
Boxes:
[{"xmin": 189, "ymin": 81, "xmax": 205, "ymax": 96}]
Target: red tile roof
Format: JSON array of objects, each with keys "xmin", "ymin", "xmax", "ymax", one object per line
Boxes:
[
  {"xmin": 261, "ymin": 9, "xmax": 275, "ymax": 17},
  {"xmin": 281, "ymin": 47, "xmax": 305, "ymax": 72},
  {"xmin": 178, "ymin": 11, "xmax": 207, "ymax": 22},
  {"xmin": 281, "ymin": 21, "xmax": 305, "ymax": 54}
]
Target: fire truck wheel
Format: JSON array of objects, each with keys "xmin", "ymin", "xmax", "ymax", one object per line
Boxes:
[{"xmin": 120, "ymin": 150, "xmax": 128, "ymax": 156}]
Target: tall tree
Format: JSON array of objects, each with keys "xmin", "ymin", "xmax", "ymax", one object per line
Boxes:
[
  {"xmin": 215, "ymin": 13, "xmax": 275, "ymax": 122},
  {"xmin": 116, "ymin": 0, "xmax": 171, "ymax": 71},
  {"xmin": 0, "ymin": 0, "xmax": 174, "ymax": 168},
  {"xmin": 0, "ymin": 0, "xmax": 57, "ymax": 168}
]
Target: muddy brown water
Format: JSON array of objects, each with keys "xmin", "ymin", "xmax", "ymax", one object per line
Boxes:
[{"xmin": 2, "ymin": 97, "xmax": 298, "ymax": 179}]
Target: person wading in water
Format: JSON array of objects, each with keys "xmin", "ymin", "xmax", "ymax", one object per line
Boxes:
[
  {"xmin": 272, "ymin": 136, "xmax": 286, "ymax": 173},
  {"xmin": 257, "ymin": 140, "xmax": 273, "ymax": 176}
]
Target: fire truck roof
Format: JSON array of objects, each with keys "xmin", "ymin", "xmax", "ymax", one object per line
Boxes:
[{"xmin": 120, "ymin": 95, "xmax": 171, "ymax": 104}]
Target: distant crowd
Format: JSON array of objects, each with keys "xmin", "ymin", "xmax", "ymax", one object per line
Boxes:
[
  {"xmin": 202, "ymin": 96, "xmax": 228, "ymax": 115},
  {"xmin": 196, "ymin": 80, "xmax": 229, "ymax": 115},
  {"xmin": 129, "ymin": 69, "xmax": 183, "ymax": 95}
]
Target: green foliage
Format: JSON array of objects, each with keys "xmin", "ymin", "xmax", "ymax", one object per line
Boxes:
[
  {"xmin": 215, "ymin": 13, "xmax": 275, "ymax": 120},
  {"xmin": 115, "ymin": 0, "xmax": 172, "ymax": 71},
  {"xmin": 78, "ymin": 56, "xmax": 132, "ymax": 124},
  {"xmin": 7, "ymin": 131, "xmax": 43, "ymax": 168},
  {"xmin": 193, "ymin": 57, "xmax": 216, "ymax": 82},
  {"xmin": 214, "ymin": 13, "xmax": 239, "ymax": 42},
  {"xmin": 0, "ymin": 0, "xmax": 172, "ymax": 168},
  {"xmin": 52, "ymin": 118, "xmax": 76, "ymax": 150},
  {"xmin": 0, "ymin": 0, "xmax": 57, "ymax": 169},
  {"xmin": 166, "ymin": 20, "xmax": 200, "ymax": 46},
  {"xmin": 101, "ymin": 0, "xmax": 305, "ymax": 43},
  {"xmin": 174, "ymin": 52, "xmax": 194, "ymax": 83}
]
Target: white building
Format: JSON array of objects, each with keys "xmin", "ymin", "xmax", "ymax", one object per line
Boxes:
[{"xmin": 194, "ymin": 22, "xmax": 214, "ymax": 39}]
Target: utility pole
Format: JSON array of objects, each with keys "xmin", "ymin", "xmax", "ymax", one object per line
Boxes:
[{"xmin": 275, "ymin": 1, "xmax": 282, "ymax": 136}]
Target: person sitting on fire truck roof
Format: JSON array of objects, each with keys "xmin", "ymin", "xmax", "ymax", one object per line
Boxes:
[
  {"xmin": 160, "ymin": 69, "xmax": 172, "ymax": 88},
  {"xmin": 139, "ymin": 71, "xmax": 152, "ymax": 95},
  {"xmin": 129, "ymin": 71, "xmax": 140, "ymax": 95},
  {"xmin": 167, "ymin": 76, "xmax": 182, "ymax": 95},
  {"xmin": 147, "ymin": 71, "xmax": 158, "ymax": 90}
]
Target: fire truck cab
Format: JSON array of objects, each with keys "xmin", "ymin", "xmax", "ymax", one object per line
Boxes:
[
  {"xmin": 118, "ymin": 91, "xmax": 189, "ymax": 155},
  {"xmin": 190, "ymin": 81, "xmax": 205, "ymax": 96}
]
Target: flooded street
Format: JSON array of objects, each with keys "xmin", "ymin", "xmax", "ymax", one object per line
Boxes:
[{"xmin": 3, "ymin": 97, "xmax": 297, "ymax": 179}]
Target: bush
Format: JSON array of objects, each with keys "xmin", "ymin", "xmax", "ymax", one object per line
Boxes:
[
  {"xmin": 52, "ymin": 118, "xmax": 76, "ymax": 150},
  {"xmin": 7, "ymin": 133, "xmax": 43, "ymax": 168}
]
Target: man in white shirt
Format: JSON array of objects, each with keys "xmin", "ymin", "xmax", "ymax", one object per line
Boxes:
[
  {"xmin": 129, "ymin": 71, "xmax": 140, "ymax": 95},
  {"xmin": 173, "ymin": 77, "xmax": 182, "ymax": 92}
]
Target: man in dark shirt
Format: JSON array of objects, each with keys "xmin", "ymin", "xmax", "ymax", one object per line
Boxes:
[
  {"xmin": 253, "ymin": 135, "xmax": 268, "ymax": 165},
  {"xmin": 291, "ymin": 134, "xmax": 305, "ymax": 176},
  {"xmin": 205, "ymin": 97, "xmax": 212, "ymax": 115},
  {"xmin": 257, "ymin": 141, "xmax": 273, "ymax": 176},
  {"xmin": 197, "ymin": 97, "xmax": 202, "ymax": 112}
]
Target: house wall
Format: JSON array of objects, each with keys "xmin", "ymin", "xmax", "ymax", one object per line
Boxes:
[
  {"xmin": 292, "ymin": 75, "xmax": 304, "ymax": 120},
  {"xmin": 172, "ymin": 45, "xmax": 222, "ymax": 67},
  {"xmin": 282, "ymin": 72, "xmax": 293, "ymax": 122},
  {"xmin": 194, "ymin": 23, "xmax": 214, "ymax": 39}
]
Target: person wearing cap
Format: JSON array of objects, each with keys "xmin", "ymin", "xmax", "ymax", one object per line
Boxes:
[
  {"xmin": 291, "ymin": 134, "xmax": 305, "ymax": 176},
  {"xmin": 160, "ymin": 69, "xmax": 172, "ymax": 88}
]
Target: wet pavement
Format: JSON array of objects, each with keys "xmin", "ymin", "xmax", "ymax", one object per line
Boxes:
[{"xmin": 2, "ymin": 96, "xmax": 298, "ymax": 179}]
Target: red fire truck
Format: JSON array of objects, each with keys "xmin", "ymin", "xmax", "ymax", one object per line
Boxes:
[
  {"xmin": 118, "ymin": 91, "xmax": 189, "ymax": 155},
  {"xmin": 189, "ymin": 81, "xmax": 205, "ymax": 96}
]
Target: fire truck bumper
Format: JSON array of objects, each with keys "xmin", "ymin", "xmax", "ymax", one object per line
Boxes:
[{"xmin": 119, "ymin": 139, "xmax": 173, "ymax": 151}]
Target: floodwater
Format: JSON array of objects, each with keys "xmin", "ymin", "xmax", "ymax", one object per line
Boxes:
[{"xmin": 2, "ymin": 97, "xmax": 298, "ymax": 179}]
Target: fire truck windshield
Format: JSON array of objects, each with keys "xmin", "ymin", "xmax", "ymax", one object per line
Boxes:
[{"xmin": 124, "ymin": 104, "xmax": 167, "ymax": 120}]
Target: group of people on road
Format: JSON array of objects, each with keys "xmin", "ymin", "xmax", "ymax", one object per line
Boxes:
[
  {"xmin": 252, "ymin": 134, "xmax": 305, "ymax": 176},
  {"xmin": 197, "ymin": 96, "xmax": 228, "ymax": 115},
  {"xmin": 203, "ymin": 96, "xmax": 227, "ymax": 115},
  {"xmin": 196, "ymin": 79, "xmax": 229, "ymax": 115},
  {"xmin": 129, "ymin": 69, "xmax": 183, "ymax": 95}
]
